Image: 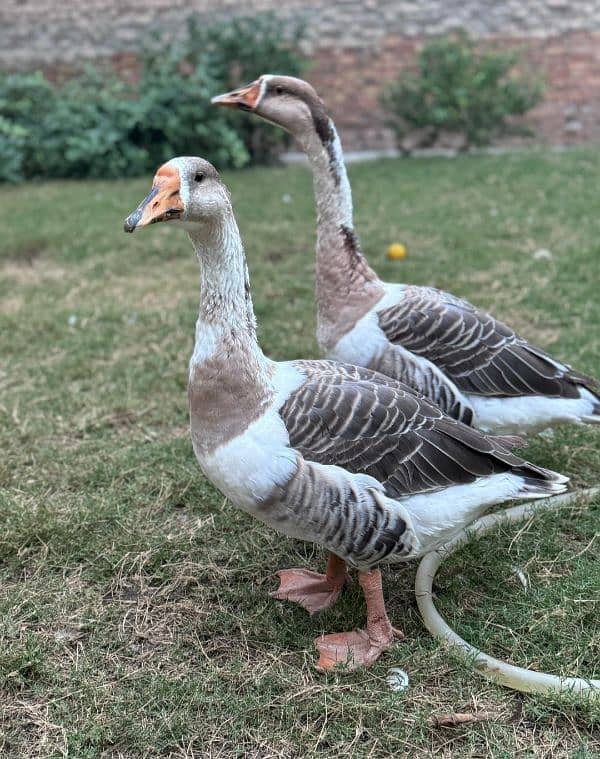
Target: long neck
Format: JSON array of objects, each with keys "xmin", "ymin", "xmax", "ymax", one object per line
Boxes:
[
  {"xmin": 188, "ymin": 214, "xmax": 272, "ymax": 453},
  {"xmin": 296, "ymin": 119, "xmax": 383, "ymax": 348},
  {"xmin": 189, "ymin": 215, "xmax": 258, "ymax": 351}
]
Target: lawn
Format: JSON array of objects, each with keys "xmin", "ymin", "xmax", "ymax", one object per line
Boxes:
[{"xmin": 0, "ymin": 148, "xmax": 599, "ymax": 757}]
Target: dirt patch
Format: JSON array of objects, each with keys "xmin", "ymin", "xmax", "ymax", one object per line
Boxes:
[
  {"xmin": 0, "ymin": 294, "xmax": 25, "ymax": 315},
  {"xmin": 2, "ymin": 259, "xmax": 67, "ymax": 286},
  {"xmin": 6, "ymin": 241, "xmax": 47, "ymax": 266}
]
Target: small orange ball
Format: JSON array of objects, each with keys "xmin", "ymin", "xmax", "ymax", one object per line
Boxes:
[{"xmin": 387, "ymin": 243, "xmax": 407, "ymax": 260}]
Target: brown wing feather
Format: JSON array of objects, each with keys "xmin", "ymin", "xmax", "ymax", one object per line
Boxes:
[
  {"xmin": 378, "ymin": 286, "xmax": 599, "ymax": 399},
  {"xmin": 280, "ymin": 360, "xmax": 547, "ymax": 500}
]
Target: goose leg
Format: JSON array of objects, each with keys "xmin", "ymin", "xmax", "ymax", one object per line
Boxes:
[
  {"xmin": 270, "ymin": 553, "xmax": 350, "ymax": 614},
  {"xmin": 315, "ymin": 568, "xmax": 404, "ymax": 671}
]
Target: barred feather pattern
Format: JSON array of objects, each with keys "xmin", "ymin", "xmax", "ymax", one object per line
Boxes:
[
  {"xmin": 282, "ymin": 360, "xmax": 527, "ymax": 495},
  {"xmin": 273, "ymin": 359, "xmax": 565, "ymax": 567},
  {"xmin": 378, "ymin": 286, "xmax": 600, "ymax": 400},
  {"xmin": 269, "ymin": 457, "xmax": 418, "ymax": 568},
  {"xmin": 368, "ymin": 343, "xmax": 474, "ymax": 425}
]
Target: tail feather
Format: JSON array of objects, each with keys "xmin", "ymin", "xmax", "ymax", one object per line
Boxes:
[
  {"xmin": 515, "ymin": 467, "xmax": 569, "ymax": 499},
  {"xmin": 582, "ymin": 402, "xmax": 600, "ymax": 424}
]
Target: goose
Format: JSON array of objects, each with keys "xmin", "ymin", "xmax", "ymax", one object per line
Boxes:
[
  {"xmin": 212, "ymin": 76, "xmax": 600, "ymax": 435},
  {"xmin": 123, "ymin": 156, "xmax": 568, "ymax": 670}
]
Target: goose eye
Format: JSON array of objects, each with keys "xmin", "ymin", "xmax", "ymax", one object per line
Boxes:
[
  {"xmin": 194, "ymin": 173, "xmax": 204, "ymax": 183},
  {"xmin": 274, "ymin": 85, "xmax": 284, "ymax": 95}
]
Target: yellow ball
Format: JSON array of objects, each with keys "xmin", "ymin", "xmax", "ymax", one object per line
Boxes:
[{"xmin": 387, "ymin": 243, "xmax": 407, "ymax": 260}]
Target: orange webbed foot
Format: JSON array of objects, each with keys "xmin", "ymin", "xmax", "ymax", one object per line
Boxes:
[
  {"xmin": 314, "ymin": 627, "xmax": 404, "ymax": 671},
  {"xmin": 314, "ymin": 568, "xmax": 404, "ymax": 671},
  {"xmin": 270, "ymin": 568, "xmax": 349, "ymax": 615}
]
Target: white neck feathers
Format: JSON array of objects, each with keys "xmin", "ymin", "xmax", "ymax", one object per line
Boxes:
[{"xmin": 187, "ymin": 215, "xmax": 267, "ymax": 375}]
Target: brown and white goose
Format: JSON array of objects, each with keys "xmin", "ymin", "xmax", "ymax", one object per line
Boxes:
[
  {"xmin": 123, "ymin": 156, "xmax": 568, "ymax": 671},
  {"xmin": 212, "ymin": 76, "xmax": 600, "ymax": 435}
]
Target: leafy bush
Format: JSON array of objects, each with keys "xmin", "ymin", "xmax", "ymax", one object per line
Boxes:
[
  {"xmin": 0, "ymin": 61, "xmax": 241, "ymax": 182},
  {"xmin": 183, "ymin": 13, "xmax": 306, "ymax": 163},
  {"xmin": 29, "ymin": 73, "xmax": 151, "ymax": 179},
  {"xmin": 381, "ymin": 31, "xmax": 544, "ymax": 149},
  {"xmin": 0, "ymin": 71, "xmax": 155, "ymax": 180},
  {"xmin": 0, "ymin": 12, "xmax": 306, "ymax": 182},
  {"xmin": 0, "ymin": 72, "xmax": 53, "ymax": 181},
  {"xmin": 129, "ymin": 44, "xmax": 250, "ymax": 175},
  {"xmin": 0, "ymin": 116, "xmax": 27, "ymax": 182}
]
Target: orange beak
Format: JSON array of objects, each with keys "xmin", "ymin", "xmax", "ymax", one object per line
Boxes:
[
  {"xmin": 211, "ymin": 80, "xmax": 263, "ymax": 111},
  {"xmin": 124, "ymin": 164, "xmax": 184, "ymax": 233}
]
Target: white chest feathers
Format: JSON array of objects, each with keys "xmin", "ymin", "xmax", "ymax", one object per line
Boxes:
[
  {"xmin": 192, "ymin": 409, "xmax": 297, "ymax": 511},
  {"xmin": 191, "ymin": 361, "xmax": 306, "ymax": 511},
  {"xmin": 325, "ymin": 283, "xmax": 406, "ymax": 364}
]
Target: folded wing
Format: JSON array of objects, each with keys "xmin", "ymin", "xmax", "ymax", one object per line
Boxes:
[
  {"xmin": 281, "ymin": 360, "xmax": 541, "ymax": 500},
  {"xmin": 377, "ymin": 286, "xmax": 599, "ymax": 399}
]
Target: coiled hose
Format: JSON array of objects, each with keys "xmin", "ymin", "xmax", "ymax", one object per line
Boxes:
[{"xmin": 415, "ymin": 488, "xmax": 600, "ymax": 696}]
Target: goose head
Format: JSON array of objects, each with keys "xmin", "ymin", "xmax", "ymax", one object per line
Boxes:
[
  {"xmin": 212, "ymin": 75, "xmax": 332, "ymax": 142},
  {"xmin": 124, "ymin": 157, "xmax": 231, "ymax": 233}
]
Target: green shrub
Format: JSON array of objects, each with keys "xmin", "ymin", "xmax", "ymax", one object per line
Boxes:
[
  {"xmin": 0, "ymin": 116, "xmax": 27, "ymax": 182},
  {"xmin": 129, "ymin": 46, "xmax": 249, "ymax": 176},
  {"xmin": 183, "ymin": 13, "xmax": 307, "ymax": 163},
  {"xmin": 381, "ymin": 31, "xmax": 544, "ymax": 148},
  {"xmin": 0, "ymin": 69, "xmax": 167, "ymax": 181},
  {"xmin": 31, "ymin": 73, "xmax": 150, "ymax": 179},
  {"xmin": 0, "ymin": 12, "xmax": 306, "ymax": 182},
  {"xmin": 0, "ymin": 72, "xmax": 54, "ymax": 181}
]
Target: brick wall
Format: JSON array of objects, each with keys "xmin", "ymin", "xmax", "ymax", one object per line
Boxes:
[
  {"xmin": 309, "ymin": 30, "xmax": 600, "ymax": 149},
  {"xmin": 2, "ymin": 0, "xmax": 600, "ymax": 149}
]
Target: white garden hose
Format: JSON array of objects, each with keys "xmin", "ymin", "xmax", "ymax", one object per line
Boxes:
[{"xmin": 415, "ymin": 488, "xmax": 600, "ymax": 696}]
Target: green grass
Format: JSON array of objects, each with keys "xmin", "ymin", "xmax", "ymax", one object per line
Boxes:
[{"xmin": 1, "ymin": 147, "xmax": 599, "ymax": 757}]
